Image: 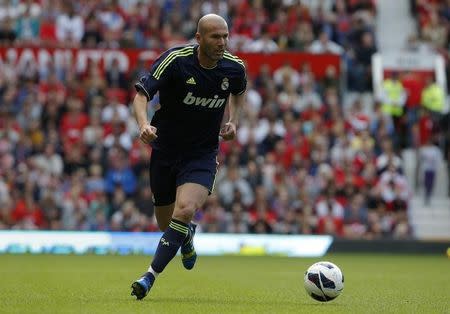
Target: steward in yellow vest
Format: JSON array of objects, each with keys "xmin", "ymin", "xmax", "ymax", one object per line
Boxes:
[
  {"xmin": 421, "ymin": 81, "xmax": 445, "ymax": 113},
  {"xmin": 381, "ymin": 74, "xmax": 406, "ymax": 117}
]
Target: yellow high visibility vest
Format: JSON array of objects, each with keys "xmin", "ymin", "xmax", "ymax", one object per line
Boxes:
[
  {"xmin": 421, "ymin": 83, "xmax": 444, "ymax": 113},
  {"xmin": 381, "ymin": 79, "xmax": 404, "ymax": 116}
]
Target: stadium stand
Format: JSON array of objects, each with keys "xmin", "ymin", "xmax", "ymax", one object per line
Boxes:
[{"xmin": 1, "ymin": 0, "xmax": 447, "ymax": 240}]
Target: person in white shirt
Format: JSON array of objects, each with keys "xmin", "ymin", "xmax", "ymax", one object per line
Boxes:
[
  {"xmin": 246, "ymin": 31, "xmax": 279, "ymax": 53},
  {"xmin": 419, "ymin": 139, "xmax": 443, "ymax": 205},
  {"xmin": 309, "ymin": 31, "xmax": 344, "ymax": 55},
  {"xmin": 56, "ymin": 3, "xmax": 84, "ymax": 44}
]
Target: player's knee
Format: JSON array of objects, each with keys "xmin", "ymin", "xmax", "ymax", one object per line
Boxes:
[{"xmin": 173, "ymin": 200, "xmax": 196, "ymax": 222}]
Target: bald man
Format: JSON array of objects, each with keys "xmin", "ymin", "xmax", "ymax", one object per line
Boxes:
[{"xmin": 131, "ymin": 14, "xmax": 247, "ymax": 300}]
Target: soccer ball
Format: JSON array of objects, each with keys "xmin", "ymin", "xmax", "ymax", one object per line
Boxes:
[{"xmin": 304, "ymin": 261, "xmax": 344, "ymax": 302}]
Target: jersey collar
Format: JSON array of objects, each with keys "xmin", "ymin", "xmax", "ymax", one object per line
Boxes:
[{"xmin": 194, "ymin": 44, "xmax": 220, "ymax": 70}]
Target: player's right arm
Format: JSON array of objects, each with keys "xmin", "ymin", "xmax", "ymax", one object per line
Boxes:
[
  {"xmin": 133, "ymin": 47, "xmax": 183, "ymax": 144},
  {"xmin": 133, "ymin": 91, "xmax": 157, "ymax": 144}
]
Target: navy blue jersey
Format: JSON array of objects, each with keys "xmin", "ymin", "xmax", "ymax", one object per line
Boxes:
[{"xmin": 135, "ymin": 45, "xmax": 246, "ymax": 155}]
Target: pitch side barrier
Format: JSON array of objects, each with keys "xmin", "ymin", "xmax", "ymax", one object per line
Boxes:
[
  {"xmin": 1, "ymin": 231, "xmax": 447, "ymax": 256},
  {"xmin": 0, "ymin": 231, "xmax": 332, "ymax": 257},
  {"xmin": 328, "ymin": 238, "xmax": 450, "ymax": 255}
]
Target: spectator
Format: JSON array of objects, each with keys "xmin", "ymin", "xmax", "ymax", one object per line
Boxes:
[
  {"xmin": 110, "ymin": 200, "xmax": 140, "ymax": 231},
  {"xmin": 60, "ymin": 182, "xmax": 88, "ymax": 230},
  {"xmin": 380, "ymin": 72, "xmax": 407, "ymax": 118},
  {"xmin": 83, "ymin": 111, "xmax": 104, "ymax": 147},
  {"xmin": 201, "ymin": 193, "xmax": 227, "ymax": 233},
  {"xmin": 134, "ymin": 185, "xmax": 154, "ymax": 218},
  {"xmin": 287, "ymin": 21, "xmax": 314, "ymax": 50},
  {"xmin": 85, "ymin": 164, "xmax": 106, "ymax": 194},
  {"xmin": 419, "ymin": 138, "xmax": 443, "ymax": 205},
  {"xmin": 245, "ymin": 27, "xmax": 279, "ymax": 53},
  {"xmin": 56, "ymin": 3, "xmax": 84, "ymax": 45},
  {"xmin": 401, "ymin": 71, "xmax": 426, "ymax": 144},
  {"xmin": 101, "ymin": 96, "xmax": 129, "ymax": 124},
  {"xmin": 104, "ymin": 148, "xmax": 137, "ymax": 196},
  {"xmin": 59, "ymin": 97, "xmax": 89, "ymax": 150},
  {"xmin": 315, "ymin": 190, "xmax": 345, "ymax": 219},
  {"xmin": 376, "ymin": 163, "xmax": 410, "ymax": 211},
  {"xmin": 308, "ymin": 31, "xmax": 344, "ymax": 54},
  {"xmin": 81, "ymin": 14, "xmax": 103, "ymax": 48},
  {"xmin": 14, "ymin": 6, "xmax": 40, "ymax": 43},
  {"xmin": 103, "ymin": 119, "xmax": 133, "ymax": 151},
  {"xmin": 294, "ymin": 81, "xmax": 322, "ymax": 113},
  {"xmin": 273, "ymin": 61, "xmax": 301, "ymax": 90},
  {"xmin": 376, "ymin": 138, "xmax": 402, "ymax": 174},
  {"xmin": 351, "ymin": 31, "xmax": 376, "ymax": 91},
  {"xmin": 421, "ymin": 77, "xmax": 445, "ymax": 114},
  {"xmin": 421, "ymin": 11, "xmax": 447, "ymax": 49},
  {"xmin": 0, "ymin": 18, "xmax": 17, "ymax": 44},
  {"xmin": 33, "ymin": 143, "xmax": 63, "ymax": 177},
  {"xmin": 225, "ymin": 202, "xmax": 249, "ymax": 233},
  {"xmin": 343, "ymin": 193, "xmax": 368, "ymax": 238},
  {"xmin": 217, "ymin": 166, "xmax": 254, "ymax": 208},
  {"xmin": 105, "ymin": 59, "xmax": 128, "ymax": 90}
]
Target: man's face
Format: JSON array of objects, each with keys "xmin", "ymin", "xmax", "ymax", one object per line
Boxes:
[{"xmin": 197, "ymin": 24, "xmax": 229, "ymax": 61}]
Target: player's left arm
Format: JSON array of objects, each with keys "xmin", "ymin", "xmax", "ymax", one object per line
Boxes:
[
  {"xmin": 220, "ymin": 91, "xmax": 246, "ymax": 141},
  {"xmin": 220, "ymin": 64, "xmax": 247, "ymax": 141}
]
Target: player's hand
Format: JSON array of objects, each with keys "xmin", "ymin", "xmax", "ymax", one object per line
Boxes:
[
  {"xmin": 219, "ymin": 122, "xmax": 237, "ymax": 141},
  {"xmin": 139, "ymin": 123, "xmax": 157, "ymax": 144}
]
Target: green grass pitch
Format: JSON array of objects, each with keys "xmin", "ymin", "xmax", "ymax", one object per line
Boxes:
[{"xmin": 0, "ymin": 253, "xmax": 448, "ymax": 313}]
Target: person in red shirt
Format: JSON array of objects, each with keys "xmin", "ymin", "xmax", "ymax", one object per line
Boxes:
[
  {"xmin": 418, "ymin": 108, "xmax": 434, "ymax": 146},
  {"xmin": 60, "ymin": 96, "xmax": 89, "ymax": 152},
  {"xmin": 401, "ymin": 71, "xmax": 426, "ymax": 145},
  {"xmin": 11, "ymin": 193, "xmax": 45, "ymax": 229}
]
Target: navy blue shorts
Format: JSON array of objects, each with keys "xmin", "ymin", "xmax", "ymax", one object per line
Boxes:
[{"xmin": 149, "ymin": 149, "xmax": 219, "ymax": 206}]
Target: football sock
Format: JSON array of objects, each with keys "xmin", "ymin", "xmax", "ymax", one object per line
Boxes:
[
  {"xmin": 146, "ymin": 266, "xmax": 159, "ymax": 279},
  {"xmin": 182, "ymin": 223, "xmax": 193, "ymax": 246},
  {"xmin": 151, "ymin": 219, "xmax": 189, "ymax": 273}
]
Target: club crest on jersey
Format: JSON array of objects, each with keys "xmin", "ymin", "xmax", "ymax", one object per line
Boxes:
[
  {"xmin": 183, "ymin": 92, "xmax": 226, "ymax": 108},
  {"xmin": 221, "ymin": 78, "xmax": 229, "ymax": 91}
]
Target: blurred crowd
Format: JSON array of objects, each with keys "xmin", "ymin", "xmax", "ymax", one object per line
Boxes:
[
  {"xmin": 0, "ymin": 0, "xmax": 377, "ymax": 91},
  {"xmin": 0, "ymin": 0, "xmax": 427, "ymax": 239},
  {"xmin": 409, "ymin": 0, "xmax": 450, "ymax": 91},
  {"xmin": 407, "ymin": 0, "xmax": 450, "ymax": 200},
  {"xmin": 410, "ymin": 0, "xmax": 449, "ymax": 53}
]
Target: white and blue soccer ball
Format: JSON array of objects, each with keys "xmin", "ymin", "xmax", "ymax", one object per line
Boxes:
[{"xmin": 304, "ymin": 261, "xmax": 344, "ymax": 302}]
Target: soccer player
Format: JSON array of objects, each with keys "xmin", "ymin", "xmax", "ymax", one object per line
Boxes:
[{"xmin": 130, "ymin": 14, "xmax": 246, "ymax": 300}]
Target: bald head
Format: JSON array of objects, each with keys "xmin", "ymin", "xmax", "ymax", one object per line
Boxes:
[
  {"xmin": 197, "ymin": 14, "xmax": 228, "ymax": 35},
  {"xmin": 196, "ymin": 14, "xmax": 229, "ymax": 67}
]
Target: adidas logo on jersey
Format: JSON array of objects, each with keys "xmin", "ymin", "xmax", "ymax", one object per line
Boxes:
[
  {"xmin": 183, "ymin": 92, "xmax": 226, "ymax": 108},
  {"xmin": 186, "ymin": 77, "xmax": 196, "ymax": 85}
]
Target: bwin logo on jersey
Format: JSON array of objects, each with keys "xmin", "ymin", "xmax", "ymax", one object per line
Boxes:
[{"xmin": 183, "ymin": 92, "xmax": 226, "ymax": 108}]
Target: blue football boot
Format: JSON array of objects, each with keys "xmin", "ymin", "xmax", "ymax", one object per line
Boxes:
[
  {"xmin": 181, "ymin": 223, "xmax": 197, "ymax": 270},
  {"xmin": 131, "ymin": 273, "xmax": 154, "ymax": 300}
]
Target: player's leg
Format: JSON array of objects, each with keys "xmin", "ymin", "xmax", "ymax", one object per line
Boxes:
[
  {"xmin": 131, "ymin": 150, "xmax": 177, "ymax": 300},
  {"xmin": 132, "ymin": 183, "xmax": 208, "ymax": 300},
  {"xmin": 176, "ymin": 184, "xmax": 206, "ymax": 269},
  {"xmin": 177, "ymin": 152, "xmax": 219, "ymax": 269},
  {"xmin": 154, "ymin": 204, "xmax": 174, "ymax": 231},
  {"xmin": 131, "ymin": 151, "xmax": 217, "ymax": 299},
  {"xmin": 148, "ymin": 183, "xmax": 208, "ymax": 275}
]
